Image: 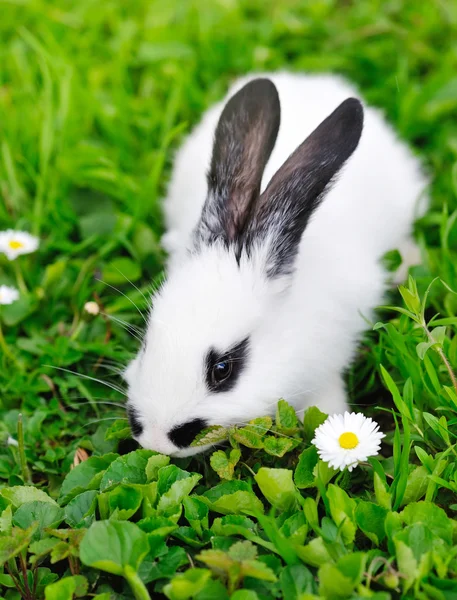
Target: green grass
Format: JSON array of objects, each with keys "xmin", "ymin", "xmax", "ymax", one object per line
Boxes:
[{"xmin": 1, "ymin": 0, "xmax": 457, "ymax": 598}]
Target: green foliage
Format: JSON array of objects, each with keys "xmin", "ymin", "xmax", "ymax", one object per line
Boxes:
[{"xmin": 1, "ymin": 0, "xmax": 457, "ymax": 597}]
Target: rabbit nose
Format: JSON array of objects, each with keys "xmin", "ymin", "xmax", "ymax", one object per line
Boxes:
[{"xmin": 168, "ymin": 418, "xmax": 208, "ymax": 448}]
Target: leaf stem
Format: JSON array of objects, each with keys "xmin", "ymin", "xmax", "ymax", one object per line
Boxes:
[
  {"xmin": 0, "ymin": 319, "xmax": 14, "ymax": 360},
  {"xmin": 17, "ymin": 413, "xmax": 31, "ymax": 484},
  {"xmin": 19, "ymin": 552, "xmax": 33, "ymax": 600},
  {"xmin": 124, "ymin": 566, "xmax": 152, "ymax": 600},
  {"xmin": 13, "ymin": 260, "xmax": 28, "ymax": 294},
  {"xmin": 423, "ymin": 321, "xmax": 457, "ymax": 395},
  {"xmin": 6, "ymin": 560, "xmax": 26, "ymax": 599}
]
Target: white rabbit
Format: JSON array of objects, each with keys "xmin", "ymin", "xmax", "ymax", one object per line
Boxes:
[{"xmin": 124, "ymin": 72, "xmax": 427, "ymax": 457}]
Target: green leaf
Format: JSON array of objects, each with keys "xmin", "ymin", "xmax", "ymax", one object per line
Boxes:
[
  {"xmin": 354, "ymin": 501, "xmax": 388, "ymax": 545},
  {"xmin": 80, "ymin": 520, "xmax": 149, "ymax": 576},
  {"xmin": 1, "ymin": 295, "xmax": 36, "ymax": 326},
  {"xmin": 203, "ymin": 481, "xmax": 250, "ymax": 503},
  {"xmin": 211, "ymin": 515, "xmax": 256, "ymax": 538},
  {"xmin": 103, "ymin": 256, "xmax": 142, "ymax": 284},
  {"xmin": 1, "ymin": 486, "xmax": 58, "ymax": 508},
  {"xmin": 104, "ymin": 419, "xmax": 132, "ymax": 441},
  {"xmin": 296, "ymin": 537, "xmax": 333, "ymax": 568},
  {"xmin": 210, "ymin": 448, "xmax": 241, "ymax": 480},
  {"xmin": 263, "ymin": 436, "xmax": 298, "ymax": 457},
  {"xmin": 45, "ymin": 575, "xmax": 88, "ymax": 600},
  {"xmin": 280, "ymin": 511, "xmax": 308, "ymax": 545},
  {"xmin": 172, "ymin": 526, "xmax": 208, "ymax": 548},
  {"xmin": 232, "ymin": 428, "xmax": 264, "ymax": 449},
  {"xmin": 146, "ymin": 454, "xmax": 170, "ymax": 481},
  {"xmin": 183, "ymin": 497, "xmax": 209, "ymax": 536},
  {"xmin": 327, "ymin": 484, "xmax": 356, "ymax": 545},
  {"xmin": 138, "ymin": 515, "xmax": 178, "ymax": 538},
  {"xmin": 41, "ymin": 259, "xmax": 68, "ymax": 290},
  {"xmin": 373, "ymin": 468, "xmax": 391, "ymax": 510},
  {"xmin": 140, "ymin": 546, "xmax": 189, "ymax": 583},
  {"xmin": 395, "ymin": 523, "xmax": 437, "ymax": 565},
  {"xmin": 401, "ymin": 466, "xmax": 429, "ymax": 506},
  {"xmin": 337, "ymin": 552, "xmax": 367, "ymax": 586},
  {"xmin": 0, "ymin": 505, "xmax": 12, "ymax": 535},
  {"xmin": 246, "ymin": 416, "xmax": 273, "ymax": 434},
  {"xmin": 294, "ymin": 446, "xmax": 318, "ymax": 489},
  {"xmin": 398, "ymin": 284, "xmax": 421, "ymax": 314},
  {"xmin": 163, "ymin": 568, "xmax": 212, "ymax": 600},
  {"xmin": 157, "ymin": 465, "xmax": 193, "ymax": 496},
  {"xmin": 64, "ymin": 490, "xmax": 98, "ymax": 528},
  {"xmin": 400, "ymin": 501, "xmax": 453, "ymax": 545},
  {"xmin": 255, "ymin": 467, "xmax": 298, "ymax": 511},
  {"xmin": 59, "ymin": 454, "xmax": 118, "ymax": 505},
  {"xmin": 275, "ymin": 400, "xmax": 300, "ymax": 432},
  {"xmin": 416, "ymin": 340, "xmax": 436, "ymax": 360},
  {"xmin": 106, "ymin": 484, "xmax": 143, "ymax": 520},
  {"xmin": 303, "ymin": 406, "xmax": 327, "ymax": 442},
  {"xmin": 230, "ymin": 592, "xmax": 259, "ymax": 600},
  {"xmin": 241, "ymin": 559, "xmax": 277, "ymax": 582},
  {"xmin": 280, "ymin": 564, "xmax": 315, "ymax": 599},
  {"xmin": 318, "ymin": 563, "xmax": 355, "ymax": 598},
  {"xmin": 157, "ymin": 473, "xmax": 202, "ymax": 512},
  {"xmin": 302, "ymin": 497, "xmax": 319, "ymax": 532},
  {"xmin": 100, "ymin": 449, "xmax": 155, "ymax": 492},
  {"xmin": 213, "ymin": 491, "xmax": 265, "ymax": 517},
  {"xmin": 13, "ymin": 501, "xmax": 65, "ymax": 539},
  {"xmin": 393, "ymin": 539, "xmax": 418, "ymax": 591},
  {"xmin": 190, "ymin": 425, "xmax": 229, "ymax": 447},
  {"xmin": 29, "ymin": 538, "xmax": 60, "ymax": 565},
  {"xmin": 196, "ymin": 549, "xmax": 234, "ymax": 572},
  {"xmin": 0, "ymin": 525, "xmax": 37, "ymax": 566},
  {"xmin": 228, "ymin": 540, "xmax": 257, "ymax": 561}
]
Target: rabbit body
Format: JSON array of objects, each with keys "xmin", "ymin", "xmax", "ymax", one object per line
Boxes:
[{"xmin": 125, "ymin": 72, "xmax": 427, "ymax": 456}]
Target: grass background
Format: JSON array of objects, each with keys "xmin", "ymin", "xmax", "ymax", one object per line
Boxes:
[{"xmin": 1, "ymin": 0, "xmax": 457, "ymax": 598}]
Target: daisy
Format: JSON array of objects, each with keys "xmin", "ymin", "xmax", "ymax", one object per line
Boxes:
[
  {"xmin": 0, "ymin": 285, "xmax": 19, "ymax": 305},
  {"xmin": 0, "ymin": 230, "xmax": 39, "ymax": 261},
  {"xmin": 312, "ymin": 412, "xmax": 385, "ymax": 472},
  {"xmin": 84, "ymin": 301, "xmax": 100, "ymax": 316}
]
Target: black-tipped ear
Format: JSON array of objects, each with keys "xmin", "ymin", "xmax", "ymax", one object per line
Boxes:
[
  {"xmin": 247, "ymin": 97, "xmax": 364, "ymax": 278},
  {"xmin": 194, "ymin": 78, "xmax": 280, "ymax": 247}
]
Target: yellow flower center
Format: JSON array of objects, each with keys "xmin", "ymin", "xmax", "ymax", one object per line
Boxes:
[
  {"xmin": 339, "ymin": 431, "xmax": 359, "ymax": 449},
  {"xmin": 8, "ymin": 240, "xmax": 24, "ymax": 250}
]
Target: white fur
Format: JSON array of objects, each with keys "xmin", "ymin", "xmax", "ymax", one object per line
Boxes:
[{"xmin": 125, "ymin": 72, "xmax": 428, "ymax": 456}]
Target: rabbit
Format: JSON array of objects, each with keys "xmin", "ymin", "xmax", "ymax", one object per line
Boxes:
[{"xmin": 124, "ymin": 72, "xmax": 428, "ymax": 457}]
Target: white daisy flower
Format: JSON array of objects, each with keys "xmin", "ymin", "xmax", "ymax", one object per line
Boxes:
[
  {"xmin": 0, "ymin": 285, "xmax": 20, "ymax": 305},
  {"xmin": 312, "ymin": 412, "xmax": 385, "ymax": 472},
  {"xmin": 0, "ymin": 230, "xmax": 39, "ymax": 260},
  {"xmin": 84, "ymin": 301, "xmax": 100, "ymax": 316}
]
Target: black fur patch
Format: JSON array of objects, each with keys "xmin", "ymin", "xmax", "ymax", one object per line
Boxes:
[
  {"xmin": 127, "ymin": 404, "xmax": 143, "ymax": 438},
  {"xmin": 205, "ymin": 337, "xmax": 250, "ymax": 393},
  {"xmin": 168, "ymin": 418, "xmax": 208, "ymax": 448}
]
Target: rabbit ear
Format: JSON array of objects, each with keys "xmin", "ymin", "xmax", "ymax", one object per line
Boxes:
[
  {"xmin": 247, "ymin": 97, "xmax": 364, "ymax": 278},
  {"xmin": 194, "ymin": 78, "xmax": 280, "ymax": 247}
]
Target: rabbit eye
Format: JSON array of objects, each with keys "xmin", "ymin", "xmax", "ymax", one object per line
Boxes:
[
  {"xmin": 212, "ymin": 360, "xmax": 233, "ymax": 385},
  {"xmin": 205, "ymin": 337, "xmax": 250, "ymax": 393}
]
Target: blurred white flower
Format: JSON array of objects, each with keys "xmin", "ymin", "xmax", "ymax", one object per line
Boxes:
[
  {"xmin": 312, "ymin": 412, "xmax": 385, "ymax": 472},
  {"xmin": 7, "ymin": 436, "xmax": 19, "ymax": 447},
  {"xmin": 0, "ymin": 230, "xmax": 39, "ymax": 260},
  {"xmin": 0, "ymin": 285, "xmax": 20, "ymax": 305},
  {"xmin": 84, "ymin": 301, "xmax": 100, "ymax": 316}
]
